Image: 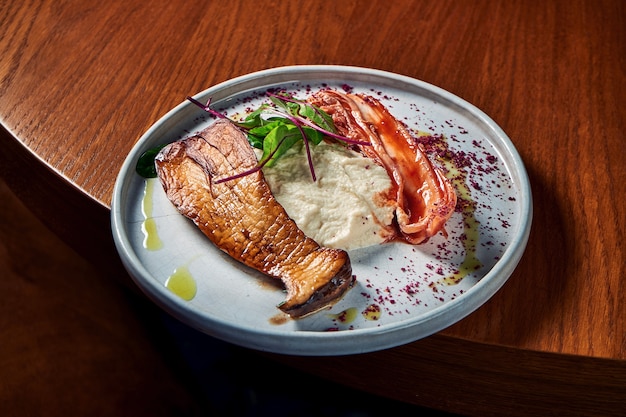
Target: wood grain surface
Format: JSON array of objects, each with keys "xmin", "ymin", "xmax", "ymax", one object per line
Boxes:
[{"xmin": 1, "ymin": 1, "xmax": 624, "ymax": 415}]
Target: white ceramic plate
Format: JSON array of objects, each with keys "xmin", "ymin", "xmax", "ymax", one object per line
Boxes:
[{"xmin": 111, "ymin": 65, "xmax": 532, "ymax": 356}]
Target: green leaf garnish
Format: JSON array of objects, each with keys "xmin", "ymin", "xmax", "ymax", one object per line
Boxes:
[
  {"xmin": 261, "ymin": 124, "xmax": 304, "ymax": 167},
  {"xmin": 136, "ymin": 143, "xmax": 167, "ymax": 178}
]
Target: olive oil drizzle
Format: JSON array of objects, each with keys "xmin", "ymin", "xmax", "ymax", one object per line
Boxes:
[
  {"xmin": 165, "ymin": 265, "xmax": 197, "ymax": 301},
  {"xmin": 362, "ymin": 304, "xmax": 382, "ymax": 321},
  {"xmin": 140, "ymin": 179, "xmax": 197, "ymax": 300},
  {"xmin": 416, "ymin": 130, "xmax": 483, "ymax": 286},
  {"xmin": 327, "ymin": 307, "xmax": 358, "ymax": 324},
  {"xmin": 141, "ymin": 178, "xmax": 163, "ymax": 251},
  {"xmin": 440, "ymin": 162, "xmax": 482, "ymax": 285}
]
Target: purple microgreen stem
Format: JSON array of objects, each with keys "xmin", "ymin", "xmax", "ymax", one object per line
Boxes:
[
  {"xmin": 212, "ymin": 165, "xmax": 263, "ymax": 184},
  {"xmin": 266, "ymin": 92, "xmax": 329, "ymax": 124},
  {"xmin": 187, "ymin": 96, "xmax": 229, "ymax": 120},
  {"xmin": 294, "ymin": 122, "xmax": 317, "ymax": 181},
  {"xmin": 212, "ymin": 135, "xmax": 288, "ymax": 184}
]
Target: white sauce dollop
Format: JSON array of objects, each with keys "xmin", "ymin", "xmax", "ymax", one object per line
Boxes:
[{"xmin": 259, "ymin": 141, "xmax": 395, "ymax": 251}]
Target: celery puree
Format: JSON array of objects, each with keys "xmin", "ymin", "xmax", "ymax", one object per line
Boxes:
[{"xmin": 260, "ymin": 141, "xmax": 395, "ymax": 251}]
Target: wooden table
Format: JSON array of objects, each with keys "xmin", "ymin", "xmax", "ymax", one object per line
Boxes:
[{"xmin": 1, "ymin": 1, "xmax": 624, "ymax": 415}]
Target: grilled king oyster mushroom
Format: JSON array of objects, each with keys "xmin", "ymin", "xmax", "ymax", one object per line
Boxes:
[{"xmin": 154, "ymin": 119, "xmax": 354, "ymax": 318}]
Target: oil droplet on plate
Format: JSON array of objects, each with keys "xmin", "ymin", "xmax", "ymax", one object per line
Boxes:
[
  {"xmin": 362, "ymin": 304, "xmax": 381, "ymax": 321},
  {"xmin": 165, "ymin": 266, "xmax": 197, "ymax": 301},
  {"xmin": 328, "ymin": 307, "xmax": 358, "ymax": 324}
]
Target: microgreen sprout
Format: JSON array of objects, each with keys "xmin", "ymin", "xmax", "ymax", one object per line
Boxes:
[
  {"xmin": 136, "ymin": 91, "xmax": 370, "ymax": 181},
  {"xmin": 186, "ymin": 91, "xmax": 370, "ymax": 183}
]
